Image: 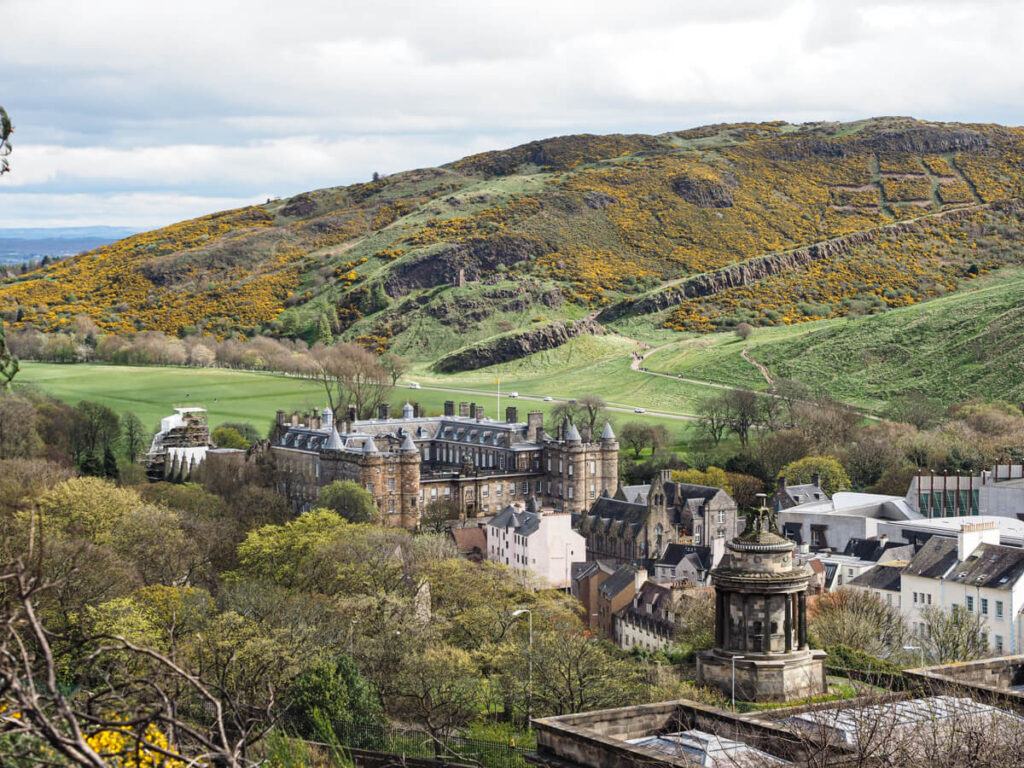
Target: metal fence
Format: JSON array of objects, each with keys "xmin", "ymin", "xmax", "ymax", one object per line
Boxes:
[{"xmin": 340, "ymin": 725, "xmax": 531, "ymax": 768}]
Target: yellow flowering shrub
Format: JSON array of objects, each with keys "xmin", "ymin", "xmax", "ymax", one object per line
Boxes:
[
  {"xmin": 86, "ymin": 722, "xmax": 186, "ymax": 768},
  {"xmin": 881, "ymin": 177, "xmax": 933, "ymax": 201}
]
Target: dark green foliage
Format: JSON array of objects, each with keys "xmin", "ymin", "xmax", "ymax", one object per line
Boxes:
[
  {"xmin": 287, "ymin": 654, "xmax": 384, "ymax": 744},
  {"xmin": 79, "ymin": 451, "xmax": 101, "ymax": 477},
  {"xmin": 316, "ymin": 480, "xmax": 378, "ymax": 523},
  {"xmin": 211, "ymin": 426, "xmax": 249, "ymax": 450},
  {"xmin": 102, "ymin": 445, "xmax": 119, "ymax": 480}
]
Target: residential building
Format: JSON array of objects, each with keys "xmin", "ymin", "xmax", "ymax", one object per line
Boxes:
[
  {"xmin": 814, "ymin": 537, "xmax": 915, "ymax": 591},
  {"xmin": 486, "ymin": 500, "xmax": 585, "ymax": 589},
  {"xmin": 448, "ymin": 525, "xmax": 486, "ymax": 563},
  {"xmin": 573, "ymin": 559, "xmax": 617, "ymax": 630},
  {"xmin": 267, "ymin": 401, "xmax": 619, "ymax": 527},
  {"xmin": 652, "ymin": 542, "xmax": 719, "ymax": 586},
  {"xmin": 900, "ymin": 522, "xmax": 1024, "ymax": 655},
  {"xmin": 773, "ymin": 474, "xmax": 829, "ymax": 510},
  {"xmin": 596, "ymin": 564, "xmax": 646, "ymax": 640},
  {"xmin": 847, "ymin": 563, "xmax": 903, "ymax": 609},
  {"xmin": 615, "ymin": 582, "xmax": 716, "ymax": 652},
  {"xmin": 578, "ymin": 470, "xmax": 740, "ymax": 566}
]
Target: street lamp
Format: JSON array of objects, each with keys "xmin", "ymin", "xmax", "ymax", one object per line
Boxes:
[
  {"xmin": 512, "ymin": 609, "xmax": 533, "ymax": 722},
  {"xmin": 903, "ymin": 644, "xmax": 925, "ymax": 669},
  {"xmin": 731, "ymin": 655, "xmax": 745, "ymax": 710}
]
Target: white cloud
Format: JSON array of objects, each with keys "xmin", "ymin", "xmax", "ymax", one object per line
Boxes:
[{"xmin": 2, "ymin": 0, "xmax": 1024, "ymax": 227}]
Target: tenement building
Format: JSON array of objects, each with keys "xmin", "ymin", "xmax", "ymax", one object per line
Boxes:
[{"xmin": 269, "ymin": 401, "xmax": 619, "ymax": 528}]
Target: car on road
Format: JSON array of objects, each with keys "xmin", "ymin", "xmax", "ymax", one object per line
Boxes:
[
  {"xmin": 543, "ymin": 396, "xmax": 553, "ymax": 401},
  {"xmin": 634, "ymin": 407, "xmax": 646, "ymax": 413},
  {"xmin": 508, "ymin": 392, "xmax": 519, "ymax": 398},
  {"xmin": 408, "ymin": 382, "xmax": 421, "ymax": 389}
]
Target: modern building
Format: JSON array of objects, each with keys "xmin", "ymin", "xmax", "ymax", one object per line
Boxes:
[
  {"xmin": 486, "ymin": 500, "xmax": 585, "ymax": 589},
  {"xmin": 268, "ymin": 401, "xmax": 619, "ymax": 528},
  {"xmin": 697, "ymin": 506, "xmax": 827, "ymax": 702},
  {"xmin": 905, "ymin": 465, "xmax": 1024, "ymax": 518},
  {"xmin": 779, "ymin": 492, "xmax": 920, "ymax": 552}
]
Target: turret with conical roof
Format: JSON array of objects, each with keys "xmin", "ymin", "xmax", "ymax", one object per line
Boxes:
[{"xmin": 324, "ymin": 425, "xmax": 344, "ymax": 452}]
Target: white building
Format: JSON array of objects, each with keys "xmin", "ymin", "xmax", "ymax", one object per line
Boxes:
[
  {"xmin": 486, "ymin": 501, "xmax": 585, "ymax": 589},
  {"xmin": 898, "ymin": 522, "xmax": 1024, "ymax": 655},
  {"xmin": 905, "ymin": 465, "xmax": 1024, "ymax": 518},
  {"xmin": 779, "ymin": 492, "xmax": 920, "ymax": 553}
]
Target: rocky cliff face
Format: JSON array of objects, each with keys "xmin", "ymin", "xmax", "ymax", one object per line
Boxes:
[
  {"xmin": 432, "ymin": 317, "xmax": 603, "ymax": 373},
  {"xmin": 383, "ymin": 235, "xmax": 548, "ymax": 298},
  {"xmin": 598, "ymin": 205, "xmax": 986, "ymax": 322}
]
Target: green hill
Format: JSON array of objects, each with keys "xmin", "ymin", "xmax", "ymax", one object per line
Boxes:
[{"xmin": 5, "ymin": 117, "xmax": 1024, "ymax": 368}]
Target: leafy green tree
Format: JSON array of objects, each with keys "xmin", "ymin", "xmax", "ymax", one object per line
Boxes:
[
  {"xmin": 0, "ymin": 321, "xmax": 19, "ymax": 390},
  {"xmin": 215, "ymin": 421, "xmax": 261, "ymax": 445},
  {"xmin": 620, "ymin": 422, "xmax": 654, "ymax": 458},
  {"xmin": 809, "ymin": 588, "xmax": 907, "ymax": 658},
  {"xmin": 121, "ymin": 411, "xmax": 147, "ymax": 462},
  {"xmin": 920, "ymin": 604, "xmax": 988, "ymax": 664},
  {"xmin": 288, "ymin": 654, "xmax": 384, "ymax": 744},
  {"xmin": 79, "ymin": 451, "xmax": 102, "ymax": 477},
  {"xmin": 37, "ymin": 477, "xmax": 143, "ymax": 545},
  {"xmin": 778, "ymin": 455, "xmax": 851, "ymax": 495},
  {"xmin": 317, "ymin": 480, "xmax": 378, "ymax": 524},
  {"xmin": 211, "ymin": 426, "xmax": 250, "ymax": 449},
  {"xmin": 316, "ymin": 312, "xmax": 333, "ymax": 344}
]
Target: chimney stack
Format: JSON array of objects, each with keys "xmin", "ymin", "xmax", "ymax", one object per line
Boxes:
[
  {"xmin": 459, "ymin": 401, "xmax": 470, "ymax": 417},
  {"xmin": 506, "ymin": 406, "xmax": 518, "ymax": 424},
  {"xmin": 527, "ymin": 412, "xmax": 544, "ymax": 442},
  {"xmin": 777, "ymin": 475, "xmax": 787, "ymax": 492},
  {"xmin": 413, "ymin": 402, "xmax": 421, "ymax": 418},
  {"xmin": 444, "ymin": 400, "xmax": 455, "ymax": 417},
  {"xmin": 347, "ymin": 405, "xmax": 357, "ymax": 424},
  {"xmin": 811, "ymin": 473, "xmax": 821, "ymax": 489},
  {"xmin": 378, "ymin": 403, "xmax": 391, "ymax": 420}
]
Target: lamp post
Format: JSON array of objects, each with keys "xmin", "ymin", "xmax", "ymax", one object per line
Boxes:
[
  {"xmin": 903, "ymin": 644, "xmax": 925, "ymax": 669},
  {"xmin": 731, "ymin": 655, "xmax": 745, "ymax": 710},
  {"xmin": 512, "ymin": 609, "xmax": 533, "ymax": 722}
]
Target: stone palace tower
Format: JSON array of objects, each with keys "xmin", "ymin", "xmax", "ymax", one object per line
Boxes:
[{"xmin": 696, "ymin": 502, "xmax": 826, "ymax": 703}]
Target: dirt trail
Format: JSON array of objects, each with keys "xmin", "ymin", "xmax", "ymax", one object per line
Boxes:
[{"xmin": 741, "ymin": 347, "xmax": 775, "ymax": 393}]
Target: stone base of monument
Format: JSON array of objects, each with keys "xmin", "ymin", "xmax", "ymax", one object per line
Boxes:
[{"xmin": 696, "ymin": 649, "xmax": 827, "ymax": 703}]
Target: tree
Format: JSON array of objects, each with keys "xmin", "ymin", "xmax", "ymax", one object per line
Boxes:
[
  {"xmin": 620, "ymin": 422, "xmax": 654, "ymax": 459},
  {"xmin": 576, "ymin": 394, "xmax": 607, "ymax": 439},
  {"xmin": 310, "ymin": 341, "xmax": 392, "ymax": 419},
  {"xmin": 379, "ymin": 352, "xmax": 409, "ymax": 387},
  {"xmin": 809, "ymin": 589, "xmax": 907, "ymax": 658},
  {"xmin": 212, "ymin": 426, "xmax": 250, "ymax": 449},
  {"xmin": 102, "ymin": 444, "xmax": 120, "ymax": 480},
  {"xmin": 393, "ymin": 645, "xmax": 482, "ymax": 755},
  {"xmin": 216, "ymin": 422, "xmax": 261, "ymax": 445},
  {"xmin": 734, "ymin": 322, "xmax": 753, "ymax": 341},
  {"xmin": 288, "ymin": 654, "xmax": 384, "ymax": 744},
  {"xmin": 920, "ymin": 603, "xmax": 988, "ymax": 663},
  {"xmin": 887, "ymin": 390, "xmax": 943, "ymax": 430},
  {"xmin": 420, "ymin": 499, "xmax": 462, "ymax": 533},
  {"xmin": 71, "ymin": 400, "xmax": 121, "ymax": 459},
  {"xmin": 724, "ymin": 388, "xmax": 760, "ymax": 447},
  {"xmin": 0, "ymin": 321, "xmax": 18, "ymax": 390},
  {"xmin": 317, "ymin": 480, "xmax": 379, "ymax": 524},
  {"xmin": 696, "ymin": 395, "xmax": 730, "ymax": 447},
  {"xmin": 316, "ymin": 312, "xmax": 333, "ymax": 344},
  {"xmin": 778, "ymin": 455, "xmax": 851, "ymax": 495},
  {"xmin": 121, "ymin": 410, "xmax": 147, "ymax": 462},
  {"xmin": 0, "ymin": 393, "xmax": 41, "ymax": 459}
]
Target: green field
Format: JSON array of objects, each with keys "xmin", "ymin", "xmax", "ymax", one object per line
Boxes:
[{"xmin": 13, "ymin": 357, "xmax": 702, "ymax": 447}]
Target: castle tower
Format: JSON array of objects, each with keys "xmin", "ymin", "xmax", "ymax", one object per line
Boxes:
[
  {"xmin": 599, "ymin": 422, "xmax": 619, "ymax": 497},
  {"xmin": 696, "ymin": 502, "xmax": 826, "ymax": 703},
  {"xmin": 399, "ymin": 432, "xmax": 421, "ymax": 529}
]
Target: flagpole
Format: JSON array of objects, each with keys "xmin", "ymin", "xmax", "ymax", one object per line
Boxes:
[{"xmin": 496, "ymin": 378, "xmax": 500, "ymax": 419}]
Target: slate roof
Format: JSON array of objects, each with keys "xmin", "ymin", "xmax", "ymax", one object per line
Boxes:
[
  {"xmin": 658, "ymin": 543, "xmax": 712, "ymax": 571},
  {"xmin": 848, "ymin": 563, "xmax": 902, "ymax": 592},
  {"xmin": 489, "ymin": 505, "xmax": 542, "ymax": 538},
  {"xmin": 843, "ymin": 537, "xmax": 914, "ymax": 562},
  {"xmin": 783, "ymin": 483, "xmax": 828, "ymax": 505},
  {"xmin": 601, "ymin": 422, "xmax": 616, "ymax": 440},
  {"xmin": 583, "ymin": 495, "xmax": 648, "ymax": 538},
  {"xmin": 598, "ymin": 565, "xmax": 638, "ymax": 600},
  {"xmin": 616, "ymin": 484, "xmax": 651, "ymax": 505},
  {"xmin": 946, "ymin": 542, "xmax": 1024, "ymax": 590},
  {"xmin": 903, "ymin": 537, "xmax": 959, "ymax": 580}
]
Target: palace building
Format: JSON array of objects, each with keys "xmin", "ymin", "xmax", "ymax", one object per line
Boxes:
[{"xmin": 269, "ymin": 400, "xmax": 619, "ymax": 528}]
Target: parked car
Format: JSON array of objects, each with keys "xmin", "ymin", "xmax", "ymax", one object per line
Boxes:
[
  {"xmin": 408, "ymin": 382, "xmax": 421, "ymax": 389},
  {"xmin": 634, "ymin": 407, "xmax": 646, "ymax": 413},
  {"xmin": 543, "ymin": 396, "xmax": 554, "ymax": 401},
  {"xmin": 508, "ymin": 392, "xmax": 519, "ymax": 398}
]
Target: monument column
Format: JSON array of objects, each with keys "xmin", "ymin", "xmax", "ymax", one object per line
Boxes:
[
  {"xmin": 784, "ymin": 593, "xmax": 793, "ymax": 652},
  {"xmin": 798, "ymin": 590, "xmax": 808, "ymax": 650}
]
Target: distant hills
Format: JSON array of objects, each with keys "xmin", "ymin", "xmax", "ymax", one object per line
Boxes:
[
  {"xmin": 2, "ymin": 117, "xmax": 1024, "ymax": 369},
  {"xmin": 0, "ymin": 226, "xmax": 138, "ymax": 265}
]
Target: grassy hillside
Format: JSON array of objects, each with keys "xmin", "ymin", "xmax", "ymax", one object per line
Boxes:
[
  {"xmin": 642, "ymin": 267, "xmax": 1024, "ymax": 410},
  {"xmin": 5, "ymin": 118, "xmax": 1024, "ymax": 365}
]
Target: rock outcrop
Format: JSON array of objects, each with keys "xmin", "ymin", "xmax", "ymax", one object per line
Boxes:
[
  {"xmin": 432, "ymin": 317, "xmax": 603, "ymax": 373},
  {"xmin": 597, "ymin": 204, "xmax": 986, "ymax": 322}
]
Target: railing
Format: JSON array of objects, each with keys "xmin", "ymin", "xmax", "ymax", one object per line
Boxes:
[{"xmin": 338, "ymin": 725, "xmax": 531, "ymax": 768}]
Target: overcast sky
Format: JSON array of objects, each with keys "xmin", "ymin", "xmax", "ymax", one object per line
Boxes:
[{"xmin": 3, "ymin": 0, "xmax": 1023, "ymax": 229}]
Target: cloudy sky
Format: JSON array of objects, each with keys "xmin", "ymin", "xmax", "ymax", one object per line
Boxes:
[{"xmin": 3, "ymin": 0, "xmax": 1023, "ymax": 229}]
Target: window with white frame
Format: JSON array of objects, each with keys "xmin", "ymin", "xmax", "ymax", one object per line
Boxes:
[
  {"xmin": 996, "ymin": 600, "xmax": 1004, "ymax": 619},
  {"xmin": 966, "ymin": 596, "xmax": 975, "ymax": 612},
  {"xmin": 982, "ymin": 598, "xmax": 989, "ymax": 616}
]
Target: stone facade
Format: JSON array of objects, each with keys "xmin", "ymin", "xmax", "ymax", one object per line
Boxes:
[
  {"xmin": 269, "ymin": 402, "xmax": 619, "ymax": 528},
  {"xmin": 697, "ymin": 506, "xmax": 826, "ymax": 703}
]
